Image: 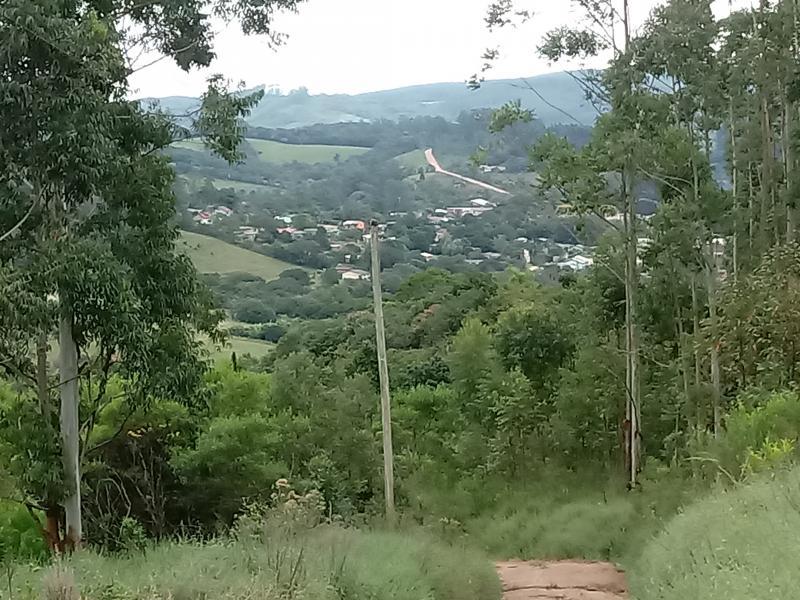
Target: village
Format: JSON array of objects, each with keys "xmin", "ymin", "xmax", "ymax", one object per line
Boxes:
[{"xmin": 186, "ymin": 194, "xmax": 607, "ymax": 282}]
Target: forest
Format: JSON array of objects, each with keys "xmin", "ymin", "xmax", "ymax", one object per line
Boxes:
[{"xmin": 2, "ymin": 1, "xmax": 800, "ymax": 600}]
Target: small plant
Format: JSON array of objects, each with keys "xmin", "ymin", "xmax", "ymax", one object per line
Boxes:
[
  {"xmin": 41, "ymin": 565, "xmax": 78, "ymax": 600},
  {"xmin": 743, "ymin": 437, "xmax": 796, "ymax": 475},
  {"xmin": 118, "ymin": 517, "xmax": 148, "ymax": 555}
]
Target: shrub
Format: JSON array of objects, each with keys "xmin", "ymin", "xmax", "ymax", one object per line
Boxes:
[{"xmin": 631, "ymin": 468, "xmax": 800, "ymax": 600}]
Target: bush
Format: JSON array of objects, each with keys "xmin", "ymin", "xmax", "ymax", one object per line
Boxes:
[
  {"xmin": 699, "ymin": 390, "xmax": 800, "ymax": 480},
  {"xmin": 0, "ymin": 501, "xmax": 47, "ymax": 562},
  {"xmin": 631, "ymin": 468, "xmax": 800, "ymax": 600},
  {"xmin": 11, "ymin": 526, "xmax": 500, "ymax": 600}
]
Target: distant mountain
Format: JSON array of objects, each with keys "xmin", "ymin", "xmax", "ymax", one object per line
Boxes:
[{"xmin": 143, "ymin": 72, "xmax": 597, "ymax": 129}]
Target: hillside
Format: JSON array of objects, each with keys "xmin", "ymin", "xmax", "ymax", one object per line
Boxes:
[
  {"xmin": 178, "ymin": 231, "xmax": 295, "ymax": 280},
  {"xmin": 146, "ymin": 72, "xmax": 595, "ymax": 128}
]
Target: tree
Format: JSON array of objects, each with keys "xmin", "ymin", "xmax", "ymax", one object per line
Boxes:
[{"xmin": 0, "ymin": 0, "xmax": 302, "ymax": 549}]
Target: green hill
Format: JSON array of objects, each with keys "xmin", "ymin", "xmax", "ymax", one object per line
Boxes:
[
  {"xmin": 172, "ymin": 138, "xmax": 369, "ymax": 164},
  {"xmin": 146, "ymin": 72, "xmax": 594, "ymax": 129},
  {"xmin": 247, "ymin": 139, "xmax": 368, "ymax": 163},
  {"xmin": 178, "ymin": 231, "xmax": 295, "ymax": 280}
]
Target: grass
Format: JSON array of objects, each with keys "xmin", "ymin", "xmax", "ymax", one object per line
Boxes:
[
  {"xmin": 207, "ymin": 336, "xmax": 273, "ymax": 362},
  {"xmin": 247, "ymin": 139, "xmax": 369, "ymax": 164},
  {"xmin": 394, "ymin": 149, "xmax": 428, "ymax": 170},
  {"xmin": 180, "ymin": 176, "xmax": 272, "ymax": 194},
  {"xmin": 405, "ymin": 466, "xmax": 699, "ymax": 564},
  {"xmin": 171, "ymin": 138, "xmax": 207, "ymax": 152},
  {"xmin": 172, "ymin": 138, "xmax": 369, "ymax": 164},
  {"xmin": 13, "ymin": 526, "xmax": 500, "ymax": 600},
  {"xmin": 630, "ymin": 467, "xmax": 800, "ymax": 600},
  {"xmin": 178, "ymin": 231, "xmax": 295, "ymax": 281}
]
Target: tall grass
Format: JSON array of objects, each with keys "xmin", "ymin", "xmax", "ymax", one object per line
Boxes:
[
  {"xmin": 12, "ymin": 526, "xmax": 499, "ymax": 600},
  {"xmin": 405, "ymin": 466, "xmax": 699, "ymax": 563},
  {"xmin": 630, "ymin": 467, "xmax": 800, "ymax": 600}
]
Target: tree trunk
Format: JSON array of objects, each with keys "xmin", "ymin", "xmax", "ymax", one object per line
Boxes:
[
  {"xmin": 706, "ymin": 249, "xmax": 722, "ymax": 438},
  {"xmin": 730, "ymin": 101, "xmax": 739, "ymax": 280},
  {"xmin": 36, "ymin": 333, "xmax": 50, "ymax": 420},
  {"xmin": 623, "ymin": 165, "xmax": 640, "ymax": 488},
  {"xmin": 59, "ymin": 307, "xmax": 82, "ymax": 549},
  {"xmin": 691, "ymin": 274, "xmax": 703, "ymax": 432}
]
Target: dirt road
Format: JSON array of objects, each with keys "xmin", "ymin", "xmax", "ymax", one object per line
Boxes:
[
  {"xmin": 424, "ymin": 148, "xmax": 510, "ymax": 195},
  {"xmin": 496, "ymin": 560, "xmax": 628, "ymax": 600}
]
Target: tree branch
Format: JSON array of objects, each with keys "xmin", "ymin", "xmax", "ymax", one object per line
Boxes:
[{"xmin": 0, "ymin": 201, "xmax": 36, "ymax": 243}]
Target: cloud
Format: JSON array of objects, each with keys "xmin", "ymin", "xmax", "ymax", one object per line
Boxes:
[{"xmin": 128, "ymin": 0, "xmax": 747, "ymax": 99}]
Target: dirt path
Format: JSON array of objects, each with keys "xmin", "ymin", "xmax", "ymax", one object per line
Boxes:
[
  {"xmin": 496, "ymin": 560, "xmax": 628, "ymax": 600},
  {"xmin": 424, "ymin": 148, "xmax": 511, "ymax": 195}
]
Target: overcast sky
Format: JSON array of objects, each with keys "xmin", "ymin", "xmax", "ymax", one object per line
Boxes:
[{"xmin": 129, "ymin": 0, "xmax": 754, "ymax": 99}]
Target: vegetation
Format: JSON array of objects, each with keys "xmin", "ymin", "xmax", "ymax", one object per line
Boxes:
[
  {"xmin": 6, "ymin": 0, "xmax": 800, "ymax": 598},
  {"xmin": 631, "ymin": 468, "xmax": 800, "ymax": 600}
]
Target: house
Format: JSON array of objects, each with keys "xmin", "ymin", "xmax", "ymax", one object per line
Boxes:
[
  {"xmin": 320, "ymin": 224, "xmax": 340, "ymax": 234},
  {"xmin": 341, "ymin": 269, "xmax": 370, "ymax": 281},
  {"xmin": 560, "ymin": 255, "xmax": 594, "ymax": 271},
  {"xmin": 214, "ymin": 206, "xmax": 234, "ymax": 217},
  {"xmin": 335, "ymin": 264, "xmax": 370, "ymax": 281},
  {"xmin": 446, "ymin": 206, "xmax": 494, "ymax": 218},
  {"xmin": 236, "ymin": 226, "xmax": 259, "ymax": 242},
  {"xmin": 479, "ymin": 164, "xmax": 507, "ymax": 173},
  {"xmin": 469, "ymin": 198, "xmax": 495, "ymax": 208},
  {"xmin": 342, "ymin": 220, "xmax": 367, "ymax": 231},
  {"xmin": 276, "ymin": 216, "xmax": 293, "ymax": 224},
  {"xmin": 194, "ymin": 211, "xmax": 213, "ymax": 225},
  {"xmin": 276, "ymin": 226, "xmax": 298, "ymax": 235},
  {"xmin": 420, "ymin": 252, "xmax": 437, "ymax": 262},
  {"xmin": 427, "ymin": 215, "xmax": 450, "ymax": 225}
]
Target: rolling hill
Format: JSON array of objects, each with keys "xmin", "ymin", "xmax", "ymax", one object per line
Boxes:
[
  {"xmin": 178, "ymin": 231, "xmax": 295, "ymax": 280},
  {"xmin": 246, "ymin": 139, "xmax": 369, "ymax": 163},
  {"xmin": 172, "ymin": 138, "xmax": 369, "ymax": 164},
  {"xmin": 145, "ymin": 71, "xmax": 595, "ymax": 129}
]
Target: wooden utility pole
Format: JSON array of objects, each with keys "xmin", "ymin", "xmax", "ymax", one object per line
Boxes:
[{"xmin": 369, "ymin": 221, "xmax": 396, "ymax": 523}]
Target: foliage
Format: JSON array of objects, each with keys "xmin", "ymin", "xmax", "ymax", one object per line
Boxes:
[
  {"xmin": 9, "ymin": 524, "xmax": 500, "ymax": 600},
  {"xmin": 631, "ymin": 468, "xmax": 800, "ymax": 600}
]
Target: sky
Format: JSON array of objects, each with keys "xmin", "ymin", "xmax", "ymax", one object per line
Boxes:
[{"xmin": 129, "ymin": 0, "xmax": 754, "ymax": 99}]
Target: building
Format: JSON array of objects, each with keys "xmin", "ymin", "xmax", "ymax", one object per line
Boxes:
[
  {"xmin": 342, "ymin": 220, "xmax": 367, "ymax": 231},
  {"xmin": 446, "ymin": 206, "xmax": 494, "ymax": 218},
  {"xmin": 479, "ymin": 164, "xmax": 507, "ymax": 173},
  {"xmin": 214, "ymin": 206, "xmax": 234, "ymax": 217},
  {"xmin": 341, "ymin": 269, "xmax": 370, "ymax": 281},
  {"xmin": 237, "ymin": 226, "xmax": 259, "ymax": 242},
  {"xmin": 420, "ymin": 252, "xmax": 437, "ymax": 262},
  {"xmin": 469, "ymin": 198, "xmax": 495, "ymax": 208},
  {"xmin": 559, "ymin": 255, "xmax": 594, "ymax": 271},
  {"xmin": 193, "ymin": 211, "xmax": 212, "ymax": 225}
]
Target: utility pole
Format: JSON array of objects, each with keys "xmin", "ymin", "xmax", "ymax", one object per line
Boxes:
[{"xmin": 369, "ymin": 220, "xmax": 396, "ymax": 523}]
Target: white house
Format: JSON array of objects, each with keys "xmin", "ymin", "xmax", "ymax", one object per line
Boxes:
[{"xmin": 341, "ymin": 269, "xmax": 370, "ymax": 281}]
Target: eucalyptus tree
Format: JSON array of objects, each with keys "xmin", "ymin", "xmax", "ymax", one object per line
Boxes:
[{"xmin": 0, "ymin": 0, "xmax": 302, "ymax": 549}]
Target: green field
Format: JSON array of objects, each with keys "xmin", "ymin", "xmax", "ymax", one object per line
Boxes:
[
  {"xmin": 247, "ymin": 138, "xmax": 369, "ymax": 164},
  {"xmin": 172, "ymin": 138, "xmax": 369, "ymax": 164},
  {"xmin": 180, "ymin": 175, "xmax": 271, "ymax": 194},
  {"xmin": 172, "ymin": 138, "xmax": 207, "ymax": 152},
  {"xmin": 394, "ymin": 149, "xmax": 429, "ymax": 170},
  {"xmin": 179, "ymin": 231, "xmax": 295, "ymax": 281},
  {"xmin": 207, "ymin": 336, "xmax": 273, "ymax": 362}
]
